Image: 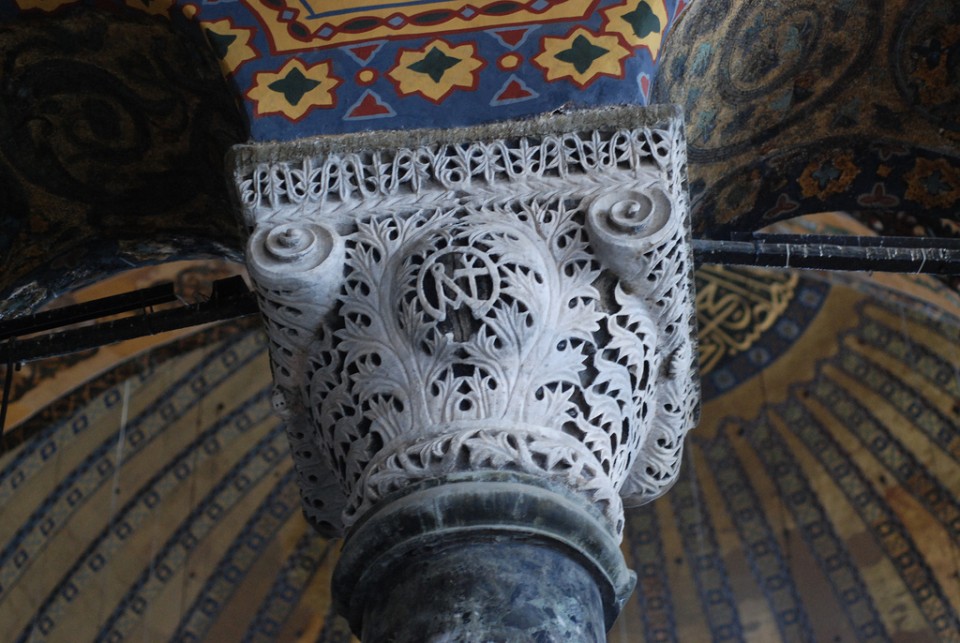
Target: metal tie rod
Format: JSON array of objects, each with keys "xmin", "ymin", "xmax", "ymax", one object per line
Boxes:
[
  {"xmin": 693, "ymin": 234, "xmax": 960, "ymax": 274},
  {"xmin": 0, "ymin": 234, "xmax": 958, "ymax": 366},
  {"xmin": 0, "ymin": 277, "xmax": 259, "ymax": 364}
]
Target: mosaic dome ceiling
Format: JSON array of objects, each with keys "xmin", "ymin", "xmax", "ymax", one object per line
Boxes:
[{"xmin": 1, "ymin": 233, "xmax": 958, "ymax": 641}]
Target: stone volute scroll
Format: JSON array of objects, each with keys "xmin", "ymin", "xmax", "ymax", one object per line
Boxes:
[{"xmin": 230, "ymin": 105, "xmax": 699, "ymax": 641}]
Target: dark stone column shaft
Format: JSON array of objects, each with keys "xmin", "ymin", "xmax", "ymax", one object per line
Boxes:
[
  {"xmin": 362, "ymin": 540, "xmax": 606, "ymax": 643},
  {"xmin": 332, "ymin": 474, "xmax": 636, "ymax": 642}
]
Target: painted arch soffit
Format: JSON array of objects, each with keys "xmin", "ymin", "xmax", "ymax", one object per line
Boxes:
[
  {"xmin": 2, "ymin": 0, "xmax": 689, "ymax": 141},
  {"xmin": 0, "ymin": 7, "xmax": 248, "ymax": 313},
  {"xmin": 653, "ymin": 0, "xmax": 960, "ymax": 237}
]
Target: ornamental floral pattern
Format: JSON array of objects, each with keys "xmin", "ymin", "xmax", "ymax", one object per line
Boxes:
[
  {"xmin": 4, "ymin": 0, "xmax": 681, "ymax": 138},
  {"xmin": 247, "ymin": 59, "xmax": 342, "ymax": 120},
  {"xmin": 235, "ymin": 107, "xmax": 699, "ymax": 537},
  {"xmin": 602, "ymin": 0, "xmax": 670, "ymax": 60},
  {"xmin": 387, "ymin": 39, "xmax": 485, "ymax": 103},
  {"xmin": 533, "ymin": 27, "xmax": 632, "ymax": 89}
]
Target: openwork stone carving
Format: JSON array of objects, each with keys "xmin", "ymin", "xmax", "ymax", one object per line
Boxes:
[{"xmin": 231, "ymin": 106, "xmax": 699, "ymax": 538}]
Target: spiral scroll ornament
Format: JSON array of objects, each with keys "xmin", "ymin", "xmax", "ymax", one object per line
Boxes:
[
  {"xmin": 245, "ymin": 221, "xmax": 347, "ymax": 536},
  {"xmin": 586, "ymin": 185, "xmax": 677, "ymax": 286},
  {"xmin": 248, "ymin": 222, "xmax": 340, "ymax": 279}
]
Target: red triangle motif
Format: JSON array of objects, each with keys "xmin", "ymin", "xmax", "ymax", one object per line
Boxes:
[
  {"xmin": 348, "ymin": 92, "xmax": 392, "ymax": 118},
  {"xmin": 496, "ymin": 79, "xmax": 534, "ymax": 102},
  {"xmin": 676, "ymin": 0, "xmax": 687, "ymax": 17},
  {"xmin": 640, "ymin": 75, "xmax": 651, "ymax": 97},
  {"xmin": 492, "ymin": 28, "xmax": 528, "ymax": 48},
  {"xmin": 348, "ymin": 44, "xmax": 380, "ymax": 63}
]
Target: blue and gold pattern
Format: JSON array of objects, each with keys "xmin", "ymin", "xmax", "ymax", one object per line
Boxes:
[
  {"xmin": 653, "ymin": 0, "xmax": 960, "ymax": 237},
  {"xmin": 4, "ymin": 0, "xmax": 682, "ymax": 139},
  {"xmin": 624, "ymin": 283, "xmax": 960, "ymax": 641},
  {"xmin": 196, "ymin": 0, "xmax": 681, "ymax": 138}
]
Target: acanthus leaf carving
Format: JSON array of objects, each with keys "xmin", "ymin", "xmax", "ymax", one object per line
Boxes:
[{"xmin": 234, "ymin": 107, "xmax": 700, "ymax": 539}]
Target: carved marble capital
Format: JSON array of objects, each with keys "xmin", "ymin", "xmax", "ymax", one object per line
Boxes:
[{"xmin": 230, "ymin": 106, "xmax": 699, "ymax": 540}]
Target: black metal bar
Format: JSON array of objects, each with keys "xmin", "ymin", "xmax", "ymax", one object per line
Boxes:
[
  {"xmin": 1, "ymin": 235, "xmax": 958, "ymax": 365},
  {"xmin": 0, "ymin": 343, "xmax": 14, "ymax": 435},
  {"xmin": 4, "ymin": 278, "xmax": 259, "ymax": 364},
  {"xmin": 728, "ymin": 232, "xmax": 960, "ymax": 250},
  {"xmin": 693, "ymin": 237, "xmax": 960, "ymax": 274},
  {"xmin": 0, "ymin": 282, "xmax": 178, "ymax": 341}
]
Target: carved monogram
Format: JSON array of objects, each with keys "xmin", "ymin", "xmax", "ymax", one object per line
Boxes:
[{"xmin": 234, "ymin": 108, "xmax": 699, "ymax": 537}]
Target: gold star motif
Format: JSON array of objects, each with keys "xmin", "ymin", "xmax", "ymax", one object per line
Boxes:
[
  {"xmin": 798, "ymin": 153, "xmax": 860, "ymax": 200},
  {"xmin": 533, "ymin": 28, "xmax": 630, "ymax": 89},
  {"xmin": 248, "ymin": 59, "xmax": 342, "ymax": 121},
  {"xmin": 201, "ymin": 19, "xmax": 258, "ymax": 77},
  {"xmin": 388, "ymin": 39, "xmax": 484, "ymax": 104},
  {"xmin": 905, "ymin": 158, "xmax": 960, "ymax": 208},
  {"xmin": 602, "ymin": 0, "xmax": 669, "ymax": 60}
]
